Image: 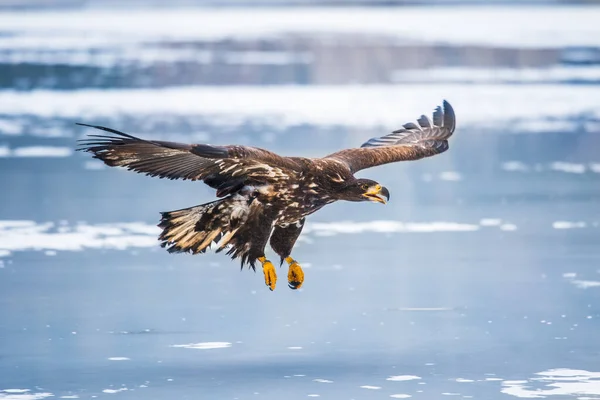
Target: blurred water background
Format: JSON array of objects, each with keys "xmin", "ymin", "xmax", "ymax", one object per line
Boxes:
[{"xmin": 1, "ymin": 1, "xmax": 600, "ymax": 399}]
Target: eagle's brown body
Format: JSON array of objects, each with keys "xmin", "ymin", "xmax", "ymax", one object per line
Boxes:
[{"xmin": 78, "ymin": 101, "xmax": 456, "ymax": 290}]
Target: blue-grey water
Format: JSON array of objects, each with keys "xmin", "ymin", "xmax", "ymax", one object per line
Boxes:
[{"xmin": 1, "ymin": 3, "xmax": 600, "ymax": 400}]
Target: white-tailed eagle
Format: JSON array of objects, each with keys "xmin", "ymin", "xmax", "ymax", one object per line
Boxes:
[{"xmin": 77, "ymin": 100, "xmax": 456, "ymax": 291}]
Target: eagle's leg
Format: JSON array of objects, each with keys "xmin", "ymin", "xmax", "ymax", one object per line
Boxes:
[
  {"xmin": 269, "ymin": 218, "xmax": 305, "ymax": 290},
  {"xmin": 257, "ymin": 256, "xmax": 277, "ymax": 291}
]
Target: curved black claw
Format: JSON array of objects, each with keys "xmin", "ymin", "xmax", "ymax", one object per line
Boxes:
[{"xmin": 288, "ymin": 280, "xmax": 302, "ymax": 290}]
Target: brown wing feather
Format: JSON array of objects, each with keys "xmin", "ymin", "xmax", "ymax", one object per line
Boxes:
[
  {"xmin": 325, "ymin": 100, "xmax": 455, "ymax": 173},
  {"xmin": 76, "ymin": 123, "xmax": 301, "ymax": 187}
]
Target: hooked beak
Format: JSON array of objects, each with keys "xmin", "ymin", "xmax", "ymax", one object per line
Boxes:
[{"xmin": 363, "ymin": 185, "xmax": 390, "ymax": 204}]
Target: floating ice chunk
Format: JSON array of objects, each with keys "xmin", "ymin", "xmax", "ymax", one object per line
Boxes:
[
  {"xmin": 0, "ymin": 390, "xmax": 54, "ymax": 400},
  {"xmin": 392, "ymin": 66, "xmax": 600, "ymax": 85},
  {"xmin": 553, "ymin": 221, "xmax": 586, "ymax": 229},
  {"xmin": 107, "ymin": 357, "xmax": 130, "ymax": 361},
  {"xmin": 501, "ymin": 161, "xmax": 529, "ymax": 172},
  {"xmin": 550, "ymin": 162, "xmax": 586, "ymax": 174},
  {"xmin": 170, "ymin": 342, "xmax": 231, "ymax": 350},
  {"xmin": 571, "ymin": 280, "xmax": 600, "ymax": 289},
  {"xmin": 1, "ymin": 84, "xmax": 600, "ymax": 133},
  {"xmin": 480, "ymin": 219, "xmax": 502, "ymax": 226},
  {"xmin": 12, "ymin": 146, "xmax": 72, "ymax": 158},
  {"xmin": 439, "ymin": 171, "xmax": 462, "ymax": 181},
  {"xmin": 387, "ymin": 376, "xmax": 421, "ymax": 381},
  {"xmin": 102, "ymin": 388, "xmax": 128, "ymax": 394},
  {"xmin": 306, "ymin": 221, "xmax": 479, "ymax": 236},
  {"xmin": 0, "ymin": 6, "xmax": 599, "ymax": 48},
  {"xmin": 500, "ymin": 224, "xmax": 517, "ymax": 231},
  {"xmin": 390, "ymin": 395, "xmax": 412, "ymax": 399},
  {"xmin": 0, "ymin": 220, "xmax": 160, "ymax": 256},
  {"xmin": 313, "ymin": 379, "xmax": 332, "ymax": 383},
  {"xmin": 502, "ymin": 369, "xmax": 600, "ymax": 398},
  {"xmin": 0, "ymin": 119, "xmax": 23, "ymax": 135},
  {"xmin": 360, "ymin": 386, "xmax": 381, "ymax": 390},
  {"xmin": 83, "ymin": 160, "xmax": 106, "ymax": 170}
]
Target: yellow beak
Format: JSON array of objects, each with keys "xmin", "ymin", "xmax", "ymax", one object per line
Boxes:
[{"xmin": 363, "ymin": 184, "xmax": 390, "ymax": 204}]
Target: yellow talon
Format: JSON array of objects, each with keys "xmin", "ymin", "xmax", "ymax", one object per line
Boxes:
[
  {"xmin": 285, "ymin": 256, "xmax": 304, "ymax": 290},
  {"xmin": 258, "ymin": 256, "xmax": 277, "ymax": 291}
]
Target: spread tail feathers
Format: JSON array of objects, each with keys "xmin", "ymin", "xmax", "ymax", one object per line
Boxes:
[{"xmin": 158, "ymin": 199, "xmax": 239, "ymax": 256}]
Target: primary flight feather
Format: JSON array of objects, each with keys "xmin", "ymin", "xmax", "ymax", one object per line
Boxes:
[{"xmin": 77, "ymin": 100, "xmax": 456, "ymax": 291}]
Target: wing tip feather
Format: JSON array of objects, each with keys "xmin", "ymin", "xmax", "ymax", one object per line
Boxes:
[{"xmin": 441, "ymin": 99, "xmax": 456, "ymax": 133}]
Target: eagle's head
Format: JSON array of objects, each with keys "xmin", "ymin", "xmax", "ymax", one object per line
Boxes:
[{"xmin": 339, "ymin": 178, "xmax": 390, "ymax": 204}]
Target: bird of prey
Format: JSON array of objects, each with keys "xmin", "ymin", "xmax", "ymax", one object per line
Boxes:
[{"xmin": 77, "ymin": 100, "xmax": 455, "ymax": 291}]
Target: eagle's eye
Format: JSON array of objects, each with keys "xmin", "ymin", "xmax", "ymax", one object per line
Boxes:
[{"xmin": 361, "ymin": 183, "xmax": 369, "ymax": 191}]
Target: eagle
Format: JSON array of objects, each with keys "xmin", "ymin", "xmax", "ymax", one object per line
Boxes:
[{"xmin": 77, "ymin": 100, "xmax": 456, "ymax": 291}]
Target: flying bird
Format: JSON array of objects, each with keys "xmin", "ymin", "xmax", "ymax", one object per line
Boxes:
[{"xmin": 77, "ymin": 100, "xmax": 455, "ymax": 291}]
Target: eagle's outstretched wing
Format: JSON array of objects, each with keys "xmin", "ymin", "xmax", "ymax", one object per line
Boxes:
[
  {"xmin": 325, "ymin": 100, "xmax": 455, "ymax": 173},
  {"xmin": 76, "ymin": 124, "xmax": 301, "ymax": 196}
]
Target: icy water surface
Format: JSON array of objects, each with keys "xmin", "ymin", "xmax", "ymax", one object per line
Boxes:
[{"xmin": 1, "ymin": 3, "xmax": 600, "ymax": 400}]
